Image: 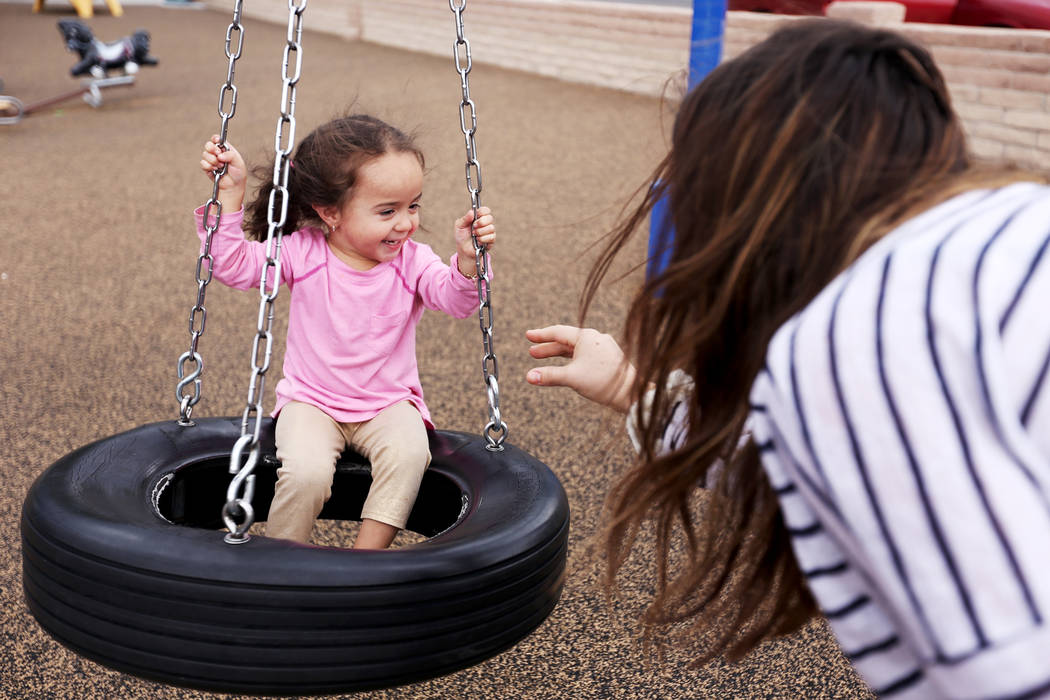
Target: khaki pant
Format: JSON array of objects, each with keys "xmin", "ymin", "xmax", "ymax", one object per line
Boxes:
[{"xmin": 267, "ymin": 400, "xmax": 431, "ymax": 543}]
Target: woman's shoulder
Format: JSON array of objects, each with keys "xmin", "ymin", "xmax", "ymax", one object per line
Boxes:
[
  {"xmin": 856, "ymin": 180, "xmax": 1050, "ymax": 296},
  {"xmin": 757, "ymin": 179, "xmax": 1050, "ymax": 398},
  {"xmin": 895, "ymin": 180, "xmax": 1049, "ymax": 244},
  {"xmin": 799, "ymin": 181, "xmax": 1048, "ymax": 321}
]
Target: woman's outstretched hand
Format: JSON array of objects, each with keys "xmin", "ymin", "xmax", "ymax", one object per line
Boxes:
[{"xmin": 525, "ymin": 325, "xmax": 636, "ymax": 414}]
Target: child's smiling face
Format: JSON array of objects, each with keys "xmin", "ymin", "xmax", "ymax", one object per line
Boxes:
[{"xmin": 324, "ymin": 150, "xmax": 424, "ymax": 270}]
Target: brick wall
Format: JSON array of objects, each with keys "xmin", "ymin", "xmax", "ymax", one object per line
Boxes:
[
  {"xmin": 900, "ymin": 23, "xmax": 1050, "ymax": 168},
  {"xmin": 233, "ymin": 0, "xmax": 361, "ymax": 39},
  {"xmin": 205, "ymin": 0, "xmax": 1050, "ymax": 171}
]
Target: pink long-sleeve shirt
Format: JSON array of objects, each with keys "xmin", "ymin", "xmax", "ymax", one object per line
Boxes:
[{"xmin": 195, "ymin": 206, "xmax": 480, "ymax": 427}]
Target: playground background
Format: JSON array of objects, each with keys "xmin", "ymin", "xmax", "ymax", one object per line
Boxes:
[
  {"xmin": 232, "ymin": 0, "xmax": 1050, "ymax": 170},
  {"xmin": 4, "ymin": 1, "xmax": 1042, "ymax": 698}
]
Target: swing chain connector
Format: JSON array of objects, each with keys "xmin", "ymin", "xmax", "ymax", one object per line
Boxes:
[
  {"xmin": 223, "ymin": 0, "xmax": 306, "ymax": 544},
  {"xmin": 175, "ymin": 0, "xmax": 246, "ymax": 425},
  {"xmin": 450, "ymin": 0, "xmax": 507, "ymax": 450},
  {"xmin": 175, "ymin": 350, "xmax": 203, "ymax": 426},
  {"xmin": 483, "ymin": 375, "xmax": 507, "ymax": 451},
  {"xmin": 223, "ymin": 433, "xmax": 258, "ymax": 544}
]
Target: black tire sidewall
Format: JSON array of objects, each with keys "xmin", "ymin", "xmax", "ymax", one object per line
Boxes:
[{"xmin": 21, "ymin": 417, "xmax": 569, "ymax": 694}]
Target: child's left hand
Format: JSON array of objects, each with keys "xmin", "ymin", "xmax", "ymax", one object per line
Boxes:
[{"xmin": 454, "ymin": 206, "xmax": 495, "ymax": 278}]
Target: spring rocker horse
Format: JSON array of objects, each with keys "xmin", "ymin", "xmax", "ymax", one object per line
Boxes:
[
  {"xmin": 57, "ymin": 19, "xmax": 158, "ymax": 77},
  {"xmin": 0, "ymin": 20, "xmax": 157, "ymax": 125}
]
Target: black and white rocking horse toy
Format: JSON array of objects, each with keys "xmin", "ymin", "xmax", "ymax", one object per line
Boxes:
[
  {"xmin": 57, "ymin": 18, "xmax": 158, "ymax": 77},
  {"xmin": 0, "ymin": 20, "xmax": 157, "ymax": 124}
]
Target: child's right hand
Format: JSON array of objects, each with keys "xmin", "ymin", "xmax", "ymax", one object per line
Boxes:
[{"xmin": 200, "ymin": 135, "xmax": 247, "ymax": 212}]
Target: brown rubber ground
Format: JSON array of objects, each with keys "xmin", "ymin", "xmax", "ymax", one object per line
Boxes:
[{"xmin": 0, "ymin": 4, "xmax": 872, "ymax": 699}]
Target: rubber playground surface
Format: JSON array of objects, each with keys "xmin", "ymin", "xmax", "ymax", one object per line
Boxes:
[{"xmin": 0, "ymin": 4, "xmax": 872, "ymax": 698}]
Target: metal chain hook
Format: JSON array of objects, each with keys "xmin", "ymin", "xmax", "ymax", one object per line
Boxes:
[{"xmin": 223, "ymin": 434, "xmax": 257, "ymax": 543}]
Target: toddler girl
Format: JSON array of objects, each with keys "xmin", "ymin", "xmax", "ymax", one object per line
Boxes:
[{"xmin": 196, "ymin": 114, "xmax": 495, "ymax": 549}]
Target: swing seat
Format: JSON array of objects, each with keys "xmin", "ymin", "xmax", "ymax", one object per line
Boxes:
[{"xmin": 21, "ymin": 417, "xmax": 569, "ymax": 694}]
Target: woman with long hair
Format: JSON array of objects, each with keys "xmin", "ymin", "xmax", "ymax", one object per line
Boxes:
[{"xmin": 527, "ymin": 19, "xmax": 1050, "ymax": 698}]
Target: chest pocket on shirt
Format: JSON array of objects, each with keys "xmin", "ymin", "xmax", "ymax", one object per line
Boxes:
[{"xmin": 366, "ymin": 310, "xmax": 409, "ymax": 355}]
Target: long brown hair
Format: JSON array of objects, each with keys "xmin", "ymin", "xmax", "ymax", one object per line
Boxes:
[
  {"xmin": 244, "ymin": 114, "xmax": 424, "ymax": 241},
  {"xmin": 583, "ymin": 18, "xmax": 1006, "ymax": 663}
]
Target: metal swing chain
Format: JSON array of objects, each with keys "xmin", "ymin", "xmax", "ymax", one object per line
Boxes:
[
  {"xmin": 176, "ymin": 0, "xmax": 246, "ymax": 426},
  {"xmin": 450, "ymin": 0, "xmax": 507, "ymax": 451},
  {"xmin": 223, "ymin": 0, "xmax": 307, "ymax": 544}
]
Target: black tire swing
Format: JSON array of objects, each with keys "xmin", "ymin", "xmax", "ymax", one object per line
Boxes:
[{"xmin": 20, "ymin": 2, "xmax": 569, "ymax": 695}]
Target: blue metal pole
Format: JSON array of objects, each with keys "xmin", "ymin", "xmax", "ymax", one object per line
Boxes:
[
  {"xmin": 688, "ymin": 0, "xmax": 728, "ymax": 90},
  {"xmin": 647, "ymin": 0, "xmax": 726, "ymax": 280}
]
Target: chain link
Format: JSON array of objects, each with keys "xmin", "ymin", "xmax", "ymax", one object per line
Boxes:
[
  {"xmin": 450, "ymin": 0, "xmax": 507, "ymax": 451},
  {"xmin": 176, "ymin": 0, "xmax": 246, "ymax": 426},
  {"xmin": 224, "ymin": 0, "xmax": 308, "ymax": 544}
]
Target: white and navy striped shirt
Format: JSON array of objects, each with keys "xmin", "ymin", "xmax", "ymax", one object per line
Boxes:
[{"xmin": 745, "ymin": 182, "xmax": 1050, "ymax": 698}]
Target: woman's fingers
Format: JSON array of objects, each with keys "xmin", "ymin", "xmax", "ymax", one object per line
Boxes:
[
  {"xmin": 526, "ymin": 326, "xmax": 580, "ymax": 387},
  {"xmin": 528, "ymin": 341, "xmax": 574, "ymax": 359},
  {"xmin": 526, "ymin": 325, "xmax": 581, "ymax": 347},
  {"xmin": 526, "ymin": 364, "xmax": 574, "ymax": 388}
]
